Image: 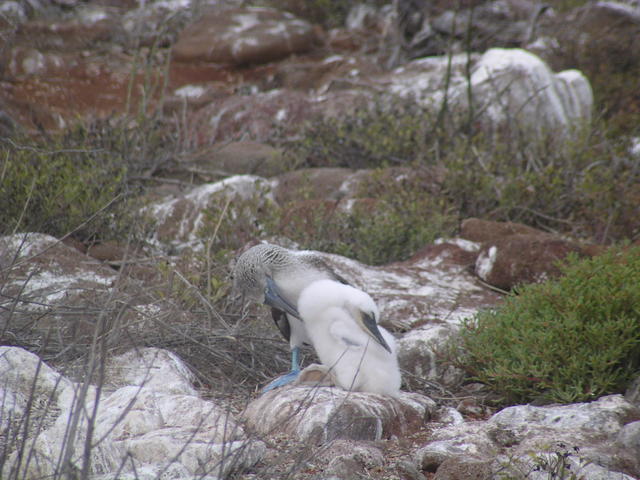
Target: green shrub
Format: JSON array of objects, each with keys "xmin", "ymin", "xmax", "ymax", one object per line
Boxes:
[
  {"xmin": 456, "ymin": 246, "xmax": 640, "ymax": 405},
  {"xmin": 0, "ymin": 117, "xmax": 173, "ymax": 243}
]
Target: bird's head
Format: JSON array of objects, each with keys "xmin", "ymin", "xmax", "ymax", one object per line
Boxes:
[{"xmin": 233, "ymin": 244, "xmax": 300, "ymax": 318}]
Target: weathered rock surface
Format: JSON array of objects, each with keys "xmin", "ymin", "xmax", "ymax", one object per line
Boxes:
[
  {"xmin": 242, "ymin": 385, "xmax": 436, "ymax": 443},
  {"xmin": 459, "ymin": 217, "xmax": 603, "ymax": 290},
  {"xmin": 0, "ymin": 233, "xmax": 118, "ymax": 347},
  {"xmin": 416, "ymin": 394, "xmax": 640, "ymax": 478},
  {"xmin": 173, "ymin": 7, "xmax": 317, "ymax": 65},
  {"xmin": 2, "ymin": 0, "xmax": 596, "ymax": 147},
  {"xmin": 474, "ymin": 233, "xmax": 587, "ymax": 290},
  {"xmin": 449, "ymin": 48, "xmax": 592, "ymax": 136},
  {"xmin": 185, "ymin": 47, "xmax": 592, "ymax": 144},
  {"xmin": 0, "ymin": 346, "xmax": 265, "ymax": 479},
  {"xmin": 145, "ymin": 174, "xmax": 274, "ymax": 250}
]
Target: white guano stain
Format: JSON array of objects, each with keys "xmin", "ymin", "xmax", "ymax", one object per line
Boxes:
[{"xmin": 475, "ymin": 246, "xmax": 497, "ymax": 281}]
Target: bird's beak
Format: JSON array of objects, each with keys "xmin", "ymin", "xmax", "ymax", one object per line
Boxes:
[
  {"xmin": 264, "ymin": 276, "xmax": 301, "ymax": 319},
  {"xmin": 357, "ymin": 311, "xmax": 392, "ymax": 353}
]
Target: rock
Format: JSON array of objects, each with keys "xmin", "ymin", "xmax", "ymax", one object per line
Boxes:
[
  {"xmin": 272, "ymin": 168, "xmax": 358, "ymax": 205},
  {"xmin": 315, "ymin": 440, "xmax": 385, "ymax": 478},
  {"xmin": 452, "ymin": 48, "xmax": 593, "ymax": 137},
  {"xmin": 488, "ymin": 395, "xmax": 640, "ymax": 437},
  {"xmin": 16, "ymin": 6, "xmax": 121, "ymax": 51},
  {"xmin": 0, "ymin": 232, "xmax": 193, "ymax": 361},
  {"xmin": 432, "ymin": 457, "xmax": 493, "ymax": 479},
  {"xmin": 397, "ymin": 324, "xmax": 464, "ymax": 389},
  {"xmin": 415, "ymin": 394, "xmax": 640, "ymax": 478},
  {"xmin": 0, "ymin": 232, "xmax": 118, "ymax": 345},
  {"xmin": 538, "ymin": 1, "xmax": 640, "ymax": 71},
  {"xmin": 145, "ymin": 175, "xmax": 274, "ymax": 251},
  {"xmin": 459, "ymin": 218, "xmax": 545, "ymax": 243},
  {"xmin": 191, "ymin": 89, "xmax": 314, "ymax": 144},
  {"xmin": 242, "ymin": 385, "xmax": 436, "ymax": 444},
  {"xmin": 324, "ymin": 240, "xmax": 499, "ymax": 330},
  {"xmin": 474, "ymin": 233, "xmax": 587, "ymax": 290},
  {"xmin": 1, "ymin": 347, "xmax": 265, "ymax": 479},
  {"xmin": 86, "ymin": 240, "xmax": 130, "ymax": 263},
  {"xmin": 430, "ymin": 0, "xmax": 552, "ymax": 51},
  {"xmin": 415, "ymin": 421, "xmax": 495, "ymax": 472},
  {"xmin": 626, "ymin": 375, "xmax": 640, "ymax": 407},
  {"xmin": 193, "ymin": 141, "xmax": 286, "ymax": 178},
  {"xmin": 615, "ymin": 421, "xmax": 640, "ymax": 473},
  {"xmin": 122, "ymin": 0, "xmax": 193, "ymax": 48},
  {"xmin": 173, "ymin": 7, "xmax": 317, "ymax": 65}
]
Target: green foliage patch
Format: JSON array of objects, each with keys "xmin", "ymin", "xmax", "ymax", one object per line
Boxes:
[
  {"xmin": 455, "ymin": 246, "xmax": 640, "ymax": 405},
  {"xmin": 0, "ymin": 118, "xmax": 173, "ymax": 244}
]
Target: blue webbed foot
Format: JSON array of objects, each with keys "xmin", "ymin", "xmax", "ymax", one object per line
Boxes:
[{"xmin": 262, "ymin": 369, "xmax": 300, "ymax": 393}]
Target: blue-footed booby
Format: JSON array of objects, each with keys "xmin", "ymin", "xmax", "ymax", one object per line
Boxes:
[
  {"xmin": 297, "ymin": 279, "xmax": 401, "ymax": 396},
  {"xmin": 233, "ymin": 243, "xmax": 350, "ymax": 391}
]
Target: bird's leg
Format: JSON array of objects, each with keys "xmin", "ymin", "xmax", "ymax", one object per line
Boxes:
[
  {"xmin": 291, "ymin": 345, "xmax": 300, "ymax": 372},
  {"xmin": 262, "ymin": 347, "xmax": 301, "ymax": 393}
]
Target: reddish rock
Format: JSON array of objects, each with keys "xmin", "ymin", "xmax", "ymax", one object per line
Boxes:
[
  {"xmin": 460, "ymin": 218, "xmax": 546, "ymax": 243},
  {"xmin": 190, "ymin": 89, "xmax": 314, "ymax": 144},
  {"xmin": 474, "ymin": 233, "xmax": 588, "ymax": 290},
  {"xmin": 173, "ymin": 7, "xmax": 317, "ymax": 65},
  {"xmin": 86, "ymin": 241, "xmax": 129, "ymax": 263},
  {"xmin": 17, "ymin": 12, "xmax": 119, "ymax": 51}
]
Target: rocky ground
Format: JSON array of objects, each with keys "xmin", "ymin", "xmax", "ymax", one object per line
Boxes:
[{"xmin": 1, "ymin": 0, "xmax": 640, "ymax": 479}]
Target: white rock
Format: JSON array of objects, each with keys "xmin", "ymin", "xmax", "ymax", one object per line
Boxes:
[
  {"xmin": 489, "ymin": 394, "xmax": 638, "ymax": 436},
  {"xmin": 1, "ymin": 347, "xmax": 264, "ymax": 480},
  {"xmin": 145, "ymin": 175, "xmax": 274, "ymax": 251},
  {"xmin": 460, "ymin": 48, "xmax": 593, "ymax": 134}
]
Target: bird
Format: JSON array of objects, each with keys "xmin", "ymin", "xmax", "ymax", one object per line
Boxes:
[
  {"xmin": 233, "ymin": 243, "xmax": 351, "ymax": 391},
  {"xmin": 297, "ymin": 279, "xmax": 401, "ymax": 396}
]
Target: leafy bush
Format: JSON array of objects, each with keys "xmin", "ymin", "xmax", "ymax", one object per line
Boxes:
[{"xmin": 455, "ymin": 246, "xmax": 640, "ymax": 405}]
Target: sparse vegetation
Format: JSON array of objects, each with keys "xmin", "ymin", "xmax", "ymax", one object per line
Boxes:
[
  {"xmin": 0, "ymin": 117, "xmax": 177, "ymax": 244},
  {"xmin": 271, "ymin": 170, "xmax": 456, "ymax": 265},
  {"xmin": 286, "ymin": 100, "xmax": 640, "ymax": 245},
  {"xmin": 454, "ymin": 246, "xmax": 640, "ymax": 405}
]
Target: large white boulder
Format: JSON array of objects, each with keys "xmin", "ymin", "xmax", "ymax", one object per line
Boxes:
[{"xmin": 0, "ymin": 347, "xmax": 265, "ymax": 480}]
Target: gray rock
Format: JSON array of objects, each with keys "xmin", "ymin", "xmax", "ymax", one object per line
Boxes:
[
  {"xmin": 315, "ymin": 440, "xmax": 385, "ymax": 478},
  {"xmin": 145, "ymin": 174, "xmax": 274, "ymax": 251},
  {"xmin": 488, "ymin": 395, "xmax": 640, "ymax": 436},
  {"xmin": 0, "ymin": 347, "xmax": 265, "ymax": 479},
  {"xmin": 416, "ymin": 394, "xmax": 640, "ymax": 478},
  {"xmin": 242, "ymin": 385, "xmax": 436, "ymax": 443},
  {"xmin": 615, "ymin": 421, "xmax": 640, "ymax": 472},
  {"xmin": 625, "ymin": 374, "xmax": 640, "ymax": 407}
]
